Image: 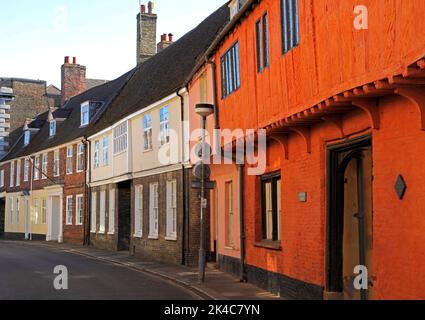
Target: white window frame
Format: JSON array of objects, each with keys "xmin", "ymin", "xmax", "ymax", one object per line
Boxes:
[
  {"xmin": 65, "ymin": 196, "xmax": 73, "ymax": 225},
  {"xmin": 42, "ymin": 153, "xmax": 48, "ymax": 179},
  {"xmin": 81, "ymin": 102, "xmax": 90, "ymax": 127},
  {"xmin": 0, "ymin": 170, "xmax": 4, "ymax": 188},
  {"xmin": 16, "ymin": 160, "xmax": 21, "ymax": 186},
  {"xmin": 10, "ymin": 161, "xmax": 14, "ymax": 187},
  {"xmin": 42, "ymin": 198, "xmax": 47, "ymax": 225},
  {"xmin": 24, "ymin": 159, "xmax": 29, "ymax": 182},
  {"xmin": 76, "ymin": 195, "xmax": 84, "ymax": 226},
  {"xmin": 102, "ymin": 136, "xmax": 109, "ymax": 166},
  {"xmin": 113, "ymin": 122, "xmax": 128, "ymax": 155},
  {"xmin": 99, "ymin": 191, "xmax": 106, "ymax": 234},
  {"xmin": 166, "ymin": 180, "xmax": 178, "ymax": 240},
  {"xmin": 34, "ymin": 198, "xmax": 39, "ymax": 225},
  {"xmin": 77, "ymin": 143, "xmax": 84, "ymax": 172},
  {"xmin": 66, "ymin": 146, "xmax": 73, "ymax": 175},
  {"xmin": 53, "ymin": 150, "xmax": 60, "ymax": 177},
  {"xmin": 134, "ymin": 185, "xmax": 143, "ymax": 238},
  {"xmin": 34, "ymin": 156, "xmax": 40, "ymax": 180},
  {"xmin": 143, "ymin": 114, "xmax": 153, "ymax": 151},
  {"xmin": 9, "ymin": 197, "xmax": 13, "ymax": 224},
  {"xmin": 16, "ymin": 198, "xmax": 20, "ymax": 225},
  {"xmin": 94, "ymin": 141, "xmax": 100, "ymax": 169},
  {"xmin": 108, "ymin": 189, "xmax": 115, "ymax": 234},
  {"xmin": 91, "ymin": 192, "xmax": 97, "ymax": 233},
  {"xmin": 49, "ymin": 120, "xmax": 56, "ymax": 137},
  {"xmin": 149, "ymin": 183, "xmax": 159, "ymax": 239},
  {"xmin": 159, "ymin": 107, "xmax": 170, "ymax": 146}
]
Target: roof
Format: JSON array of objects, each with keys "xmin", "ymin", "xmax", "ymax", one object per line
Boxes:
[
  {"xmin": 2, "ymin": 68, "xmax": 135, "ymax": 162},
  {"xmin": 87, "ymin": 2, "xmax": 230, "ymax": 135},
  {"xmin": 86, "ymin": 79, "xmax": 109, "ymax": 90},
  {"xmin": 46, "ymin": 84, "xmax": 61, "ymax": 96}
]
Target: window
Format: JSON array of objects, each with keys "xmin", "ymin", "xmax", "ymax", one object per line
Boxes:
[
  {"xmin": 91, "ymin": 192, "xmax": 97, "ymax": 233},
  {"xmin": 9, "ymin": 198, "xmax": 13, "ymax": 224},
  {"xmin": 49, "ymin": 120, "xmax": 56, "ymax": 137},
  {"xmin": 99, "ymin": 191, "xmax": 106, "ymax": 234},
  {"xmin": 42, "ymin": 153, "xmax": 48, "ymax": 179},
  {"xmin": 34, "ymin": 198, "xmax": 39, "ymax": 225},
  {"xmin": 81, "ymin": 102, "xmax": 90, "ymax": 126},
  {"xmin": 261, "ymin": 173, "xmax": 282, "ymax": 242},
  {"xmin": 0, "ymin": 170, "xmax": 4, "ymax": 187},
  {"xmin": 16, "ymin": 160, "xmax": 21, "ymax": 186},
  {"xmin": 16, "ymin": 198, "xmax": 20, "ymax": 225},
  {"xmin": 134, "ymin": 185, "xmax": 143, "ymax": 237},
  {"xmin": 76, "ymin": 195, "xmax": 84, "ymax": 226},
  {"xmin": 66, "ymin": 196, "xmax": 73, "ymax": 225},
  {"xmin": 221, "ymin": 42, "xmax": 241, "ymax": 98},
  {"xmin": 225, "ymin": 181, "xmax": 234, "ymax": 247},
  {"xmin": 94, "ymin": 141, "xmax": 100, "ymax": 169},
  {"xmin": 113, "ymin": 122, "xmax": 128, "ymax": 154},
  {"xmin": 66, "ymin": 146, "xmax": 73, "ymax": 174},
  {"xmin": 102, "ymin": 137, "xmax": 109, "ymax": 166},
  {"xmin": 24, "ymin": 159, "xmax": 29, "ymax": 181},
  {"xmin": 149, "ymin": 183, "xmax": 159, "ymax": 239},
  {"xmin": 53, "ymin": 150, "xmax": 60, "ymax": 177},
  {"xmin": 108, "ymin": 189, "xmax": 115, "ymax": 234},
  {"xmin": 281, "ymin": 0, "xmax": 299, "ymax": 54},
  {"xmin": 77, "ymin": 143, "xmax": 84, "ymax": 172},
  {"xmin": 143, "ymin": 114, "xmax": 153, "ymax": 151},
  {"xmin": 256, "ymin": 13, "xmax": 270, "ymax": 72},
  {"xmin": 159, "ymin": 107, "xmax": 170, "ymax": 146},
  {"xmin": 24, "ymin": 131, "xmax": 30, "ymax": 146},
  {"xmin": 42, "ymin": 199, "xmax": 47, "ymax": 224},
  {"xmin": 166, "ymin": 180, "xmax": 177, "ymax": 240},
  {"xmin": 34, "ymin": 156, "xmax": 40, "ymax": 180},
  {"xmin": 10, "ymin": 161, "xmax": 14, "ymax": 187}
]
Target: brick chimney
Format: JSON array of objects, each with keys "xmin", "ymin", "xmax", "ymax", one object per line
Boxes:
[
  {"xmin": 157, "ymin": 33, "xmax": 174, "ymax": 53},
  {"xmin": 61, "ymin": 56, "xmax": 87, "ymax": 105},
  {"xmin": 137, "ymin": 1, "xmax": 157, "ymax": 65}
]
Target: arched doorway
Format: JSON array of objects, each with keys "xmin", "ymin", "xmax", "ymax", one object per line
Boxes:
[{"xmin": 327, "ymin": 136, "xmax": 374, "ymax": 300}]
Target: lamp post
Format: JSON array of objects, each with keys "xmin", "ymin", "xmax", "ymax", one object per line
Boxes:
[{"xmin": 195, "ymin": 103, "xmax": 214, "ymax": 283}]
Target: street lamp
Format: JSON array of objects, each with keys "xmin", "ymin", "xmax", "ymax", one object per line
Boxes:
[{"xmin": 195, "ymin": 103, "xmax": 214, "ymax": 283}]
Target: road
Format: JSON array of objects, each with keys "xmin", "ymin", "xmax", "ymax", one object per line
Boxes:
[{"xmin": 0, "ymin": 241, "xmax": 200, "ymax": 300}]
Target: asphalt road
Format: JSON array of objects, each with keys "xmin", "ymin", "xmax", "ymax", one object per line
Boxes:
[{"xmin": 0, "ymin": 241, "xmax": 199, "ymax": 300}]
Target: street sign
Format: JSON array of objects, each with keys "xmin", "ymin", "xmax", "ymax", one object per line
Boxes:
[
  {"xmin": 192, "ymin": 161, "xmax": 211, "ymax": 180},
  {"xmin": 191, "ymin": 180, "xmax": 215, "ymax": 190}
]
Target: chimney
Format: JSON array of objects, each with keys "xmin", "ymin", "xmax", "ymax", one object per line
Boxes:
[
  {"xmin": 157, "ymin": 33, "xmax": 174, "ymax": 53},
  {"xmin": 61, "ymin": 56, "xmax": 87, "ymax": 106},
  {"xmin": 137, "ymin": 1, "xmax": 157, "ymax": 65}
]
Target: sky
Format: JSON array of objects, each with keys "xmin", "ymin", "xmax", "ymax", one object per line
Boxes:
[{"xmin": 0, "ymin": 0, "xmax": 227, "ymax": 88}]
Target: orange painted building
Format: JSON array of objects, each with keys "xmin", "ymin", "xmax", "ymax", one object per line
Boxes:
[{"xmin": 195, "ymin": 0, "xmax": 425, "ymax": 299}]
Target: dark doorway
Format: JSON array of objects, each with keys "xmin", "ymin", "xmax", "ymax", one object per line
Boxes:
[
  {"xmin": 327, "ymin": 136, "xmax": 374, "ymax": 300},
  {"xmin": 0, "ymin": 198, "xmax": 5, "ymax": 238},
  {"xmin": 117, "ymin": 180, "xmax": 131, "ymax": 251}
]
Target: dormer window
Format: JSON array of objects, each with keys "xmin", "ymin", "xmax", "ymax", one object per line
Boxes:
[
  {"xmin": 49, "ymin": 120, "xmax": 56, "ymax": 137},
  {"xmin": 81, "ymin": 102, "xmax": 90, "ymax": 127},
  {"xmin": 81, "ymin": 101, "xmax": 103, "ymax": 127},
  {"xmin": 24, "ymin": 130, "xmax": 30, "ymax": 146}
]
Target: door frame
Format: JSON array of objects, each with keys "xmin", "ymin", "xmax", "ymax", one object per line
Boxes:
[{"xmin": 326, "ymin": 135, "xmax": 372, "ymax": 294}]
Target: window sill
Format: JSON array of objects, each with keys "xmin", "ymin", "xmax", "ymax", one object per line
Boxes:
[
  {"xmin": 254, "ymin": 241, "xmax": 282, "ymax": 251},
  {"xmin": 133, "ymin": 233, "xmax": 143, "ymax": 239},
  {"xmin": 224, "ymin": 246, "xmax": 236, "ymax": 251},
  {"xmin": 143, "ymin": 148, "xmax": 153, "ymax": 153},
  {"xmin": 165, "ymin": 236, "xmax": 177, "ymax": 242},
  {"xmin": 108, "ymin": 231, "xmax": 115, "ymax": 235},
  {"xmin": 148, "ymin": 235, "xmax": 159, "ymax": 240}
]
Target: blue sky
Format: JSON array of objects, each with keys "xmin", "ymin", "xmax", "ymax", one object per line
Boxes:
[{"xmin": 0, "ymin": 0, "xmax": 227, "ymax": 87}]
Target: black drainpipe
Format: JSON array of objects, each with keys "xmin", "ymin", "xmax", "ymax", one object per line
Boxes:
[
  {"xmin": 239, "ymin": 164, "xmax": 247, "ymax": 282},
  {"xmin": 177, "ymin": 88, "xmax": 188, "ymax": 266},
  {"xmin": 206, "ymin": 58, "xmax": 219, "ymax": 132}
]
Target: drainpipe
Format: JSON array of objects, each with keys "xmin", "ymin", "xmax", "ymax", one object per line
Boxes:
[
  {"xmin": 85, "ymin": 139, "xmax": 92, "ymax": 246},
  {"xmin": 177, "ymin": 88, "xmax": 188, "ymax": 266},
  {"xmin": 239, "ymin": 164, "xmax": 247, "ymax": 282}
]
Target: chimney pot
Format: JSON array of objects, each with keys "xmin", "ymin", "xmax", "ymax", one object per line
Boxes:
[
  {"xmin": 168, "ymin": 33, "xmax": 174, "ymax": 42},
  {"xmin": 73, "ymin": 57, "xmax": 77, "ymax": 64},
  {"xmin": 141, "ymin": 4, "xmax": 146, "ymax": 13},
  {"xmin": 64, "ymin": 56, "xmax": 70, "ymax": 64},
  {"xmin": 148, "ymin": 1, "xmax": 154, "ymax": 14}
]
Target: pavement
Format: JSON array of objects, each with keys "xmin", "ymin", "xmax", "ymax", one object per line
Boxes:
[{"xmin": 0, "ymin": 240, "xmax": 280, "ymax": 300}]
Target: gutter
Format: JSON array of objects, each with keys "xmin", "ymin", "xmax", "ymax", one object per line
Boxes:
[{"xmin": 177, "ymin": 88, "xmax": 189, "ymax": 266}]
